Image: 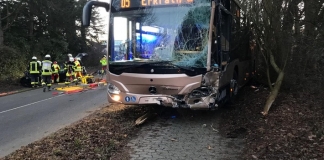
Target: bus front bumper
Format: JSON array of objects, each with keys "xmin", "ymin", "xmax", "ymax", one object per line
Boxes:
[
  {"xmin": 107, "ymin": 91, "xmax": 218, "ymax": 110},
  {"xmin": 107, "ymin": 92, "xmax": 174, "ymax": 106}
]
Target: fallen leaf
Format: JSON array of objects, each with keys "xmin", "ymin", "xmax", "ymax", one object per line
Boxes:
[{"xmin": 251, "ymin": 86, "xmax": 257, "ymax": 89}]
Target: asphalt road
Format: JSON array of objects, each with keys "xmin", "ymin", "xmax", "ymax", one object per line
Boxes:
[{"xmin": 0, "ymin": 86, "xmax": 108, "ymax": 158}]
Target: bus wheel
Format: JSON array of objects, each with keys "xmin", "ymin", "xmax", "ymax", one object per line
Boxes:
[{"xmin": 229, "ymin": 71, "xmax": 238, "ymax": 104}]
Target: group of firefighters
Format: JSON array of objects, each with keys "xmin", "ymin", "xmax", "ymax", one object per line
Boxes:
[
  {"xmin": 27, "ymin": 54, "xmax": 83, "ymax": 92},
  {"xmin": 27, "ymin": 54, "xmax": 108, "ymax": 92}
]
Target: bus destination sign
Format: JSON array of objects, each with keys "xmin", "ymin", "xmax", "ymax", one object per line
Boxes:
[{"xmin": 120, "ymin": 0, "xmax": 194, "ymax": 9}]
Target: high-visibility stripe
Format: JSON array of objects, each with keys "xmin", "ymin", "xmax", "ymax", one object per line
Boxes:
[{"xmin": 30, "ymin": 62, "xmax": 39, "ymax": 74}]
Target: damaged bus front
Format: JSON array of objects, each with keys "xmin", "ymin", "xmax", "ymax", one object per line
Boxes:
[{"xmin": 83, "ymin": 0, "xmax": 252, "ymax": 109}]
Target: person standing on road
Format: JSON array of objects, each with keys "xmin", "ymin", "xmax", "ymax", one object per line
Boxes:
[
  {"xmin": 74, "ymin": 57, "xmax": 83, "ymax": 80},
  {"xmin": 100, "ymin": 55, "xmax": 107, "ymax": 75},
  {"xmin": 65, "ymin": 57, "xmax": 76, "ymax": 85},
  {"xmin": 64, "ymin": 53, "xmax": 73, "ymax": 69},
  {"xmin": 51, "ymin": 61, "xmax": 60, "ymax": 83},
  {"xmin": 27, "ymin": 56, "xmax": 41, "ymax": 88},
  {"xmin": 41, "ymin": 54, "xmax": 53, "ymax": 92}
]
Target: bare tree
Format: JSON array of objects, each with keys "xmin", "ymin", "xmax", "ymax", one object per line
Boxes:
[
  {"xmin": 241, "ymin": 0, "xmax": 299, "ymax": 115},
  {"xmin": 0, "ymin": 0, "xmax": 24, "ymax": 46}
]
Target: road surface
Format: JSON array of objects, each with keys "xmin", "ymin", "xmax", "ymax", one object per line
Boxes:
[{"xmin": 0, "ymin": 86, "xmax": 108, "ymax": 157}]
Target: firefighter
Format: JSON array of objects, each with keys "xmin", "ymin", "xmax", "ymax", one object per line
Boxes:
[
  {"xmin": 27, "ymin": 56, "xmax": 41, "ymax": 87},
  {"xmin": 64, "ymin": 53, "xmax": 73, "ymax": 69},
  {"xmin": 65, "ymin": 57, "xmax": 75, "ymax": 85},
  {"xmin": 74, "ymin": 57, "xmax": 83, "ymax": 80},
  {"xmin": 100, "ymin": 55, "xmax": 107, "ymax": 75},
  {"xmin": 51, "ymin": 61, "xmax": 60, "ymax": 83},
  {"xmin": 37, "ymin": 60, "xmax": 42, "ymax": 86},
  {"xmin": 41, "ymin": 54, "xmax": 53, "ymax": 92}
]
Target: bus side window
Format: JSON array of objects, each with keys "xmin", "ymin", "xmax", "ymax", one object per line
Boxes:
[
  {"xmin": 211, "ymin": 16, "xmax": 218, "ymax": 65},
  {"xmin": 221, "ymin": 11, "xmax": 230, "ymax": 52}
]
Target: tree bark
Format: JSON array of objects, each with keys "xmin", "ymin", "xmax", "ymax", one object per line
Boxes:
[
  {"xmin": 262, "ymin": 70, "xmax": 284, "ymax": 115},
  {"xmin": 0, "ymin": 12, "xmax": 4, "ymax": 47}
]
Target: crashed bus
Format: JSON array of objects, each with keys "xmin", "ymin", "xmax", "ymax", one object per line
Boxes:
[{"xmin": 82, "ymin": 0, "xmax": 255, "ymax": 109}]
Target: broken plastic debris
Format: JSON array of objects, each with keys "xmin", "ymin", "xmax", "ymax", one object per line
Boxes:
[
  {"xmin": 210, "ymin": 124, "xmax": 219, "ymax": 132},
  {"xmin": 170, "ymin": 138, "xmax": 178, "ymax": 141}
]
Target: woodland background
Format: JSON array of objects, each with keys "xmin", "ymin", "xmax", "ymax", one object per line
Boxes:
[
  {"xmin": 0, "ymin": 0, "xmax": 106, "ymax": 82},
  {"xmin": 0, "ymin": 0, "xmax": 324, "ymax": 159}
]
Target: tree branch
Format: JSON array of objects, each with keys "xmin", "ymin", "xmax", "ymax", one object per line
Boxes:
[
  {"xmin": 1, "ymin": 0, "xmax": 24, "ymax": 21},
  {"xmin": 269, "ymin": 51, "xmax": 281, "ymax": 74}
]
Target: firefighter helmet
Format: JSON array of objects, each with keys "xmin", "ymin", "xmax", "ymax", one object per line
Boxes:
[
  {"xmin": 68, "ymin": 54, "xmax": 72, "ymax": 57},
  {"xmin": 32, "ymin": 56, "xmax": 37, "ymax": 60},
  {"xmin": 45, "ymin": 54, "xmax": 51, "ymax": 58}
]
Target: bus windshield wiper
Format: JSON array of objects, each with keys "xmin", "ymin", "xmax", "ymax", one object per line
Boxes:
[{"xmin": 112, "ymin": 60, "xmax": 195, "ymax": 71}]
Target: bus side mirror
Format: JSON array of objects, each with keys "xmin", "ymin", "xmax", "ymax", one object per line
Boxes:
[{"xmin": 82, "ymin": 1, "xmax": 110, "ymax": 27}]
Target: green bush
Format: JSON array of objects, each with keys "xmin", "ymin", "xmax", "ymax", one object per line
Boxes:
[{"xmin": 0, "ymin": 46, "xmax": 26, "ymax": 82}]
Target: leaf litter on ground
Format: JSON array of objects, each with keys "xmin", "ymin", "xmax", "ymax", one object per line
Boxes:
[{"xmin": 1, "ymin": 84, "xmax": 323, "ymax": 159}]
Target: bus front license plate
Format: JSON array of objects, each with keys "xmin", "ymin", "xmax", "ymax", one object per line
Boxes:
[{"xmin": 139, "ymin": 97, "xmax": 165, "ymax": 104}]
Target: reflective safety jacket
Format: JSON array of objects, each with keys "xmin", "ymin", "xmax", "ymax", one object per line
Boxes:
[
  {"xmin": 52, "ymin": 64, "xmax": 60, "ymax": 74},
  {"xmin": 41, "ymin": 60, "xmax": 52, "ymax": 76},
  {"xmin": 74, "ymin": 60, "xmax": 82, "ymax": 72},
  {"xmin": 100, "ymin": 57, "xmax": 107, "ymax": 66},
  {"xmin": 65, "ymin": 61, "xmax": 75, "ymax": 75},
  {"xmin": 28, "ymin": 60, "xmax": 41, "ymax": 74}
]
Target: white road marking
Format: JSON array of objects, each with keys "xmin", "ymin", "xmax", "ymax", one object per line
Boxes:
[{"xmin": 0, "ymin": 94, "xmax": 65, "ymax": 114}]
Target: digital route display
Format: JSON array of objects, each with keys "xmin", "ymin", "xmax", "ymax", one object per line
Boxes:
[{"xmin": 120, "ymin": 0, "xmax": 194, "ymax": 9}]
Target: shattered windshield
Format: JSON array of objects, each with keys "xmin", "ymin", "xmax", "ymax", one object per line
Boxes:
[{"xmin": 109, "ymin": 0, "xmax": 210, "ymax": 68}]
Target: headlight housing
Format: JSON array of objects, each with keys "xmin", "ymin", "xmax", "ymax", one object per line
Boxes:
[{"xmin": 107, "ymin": 83, "xmax": 120, "ymax": 94}]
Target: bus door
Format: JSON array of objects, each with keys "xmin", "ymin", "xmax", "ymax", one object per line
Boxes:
[{"xmin": 211, "ymin": 1, "xmax": 231, "ymax": 70}]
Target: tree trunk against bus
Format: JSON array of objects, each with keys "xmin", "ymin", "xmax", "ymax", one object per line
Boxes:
[{"xmin": 241, "ymin": 0, "xmax": 296, "ymax": 115}]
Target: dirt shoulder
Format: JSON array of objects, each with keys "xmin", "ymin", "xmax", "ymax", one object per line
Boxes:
[
  {"xmin": 220, "ymin": 87, "xmax": 324, "ymax": 159},
  {"xmin": 0, "ymin": 81, "xmax": 26, "ymax": 94}
]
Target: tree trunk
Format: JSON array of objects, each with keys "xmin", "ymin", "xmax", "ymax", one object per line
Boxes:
[
  {"xmin": 262, "ymin": 71, "xmax": 284, "ymax": 115},
  {"xmin": 0, "ymin": 13, "xmax": 4, "ymax": 47},
  {"xmin": 0, "ymin": 28, "xmax": 3, "ymax": 46}
]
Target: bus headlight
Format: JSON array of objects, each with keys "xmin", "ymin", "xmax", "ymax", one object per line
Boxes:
[
  {"xmin": 111, "ymin": 95, "xmax": 120, "ymax": 101},
  {"xmin": 107, "ymin": 83, "xmax": 120, "ymax": 94}
]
